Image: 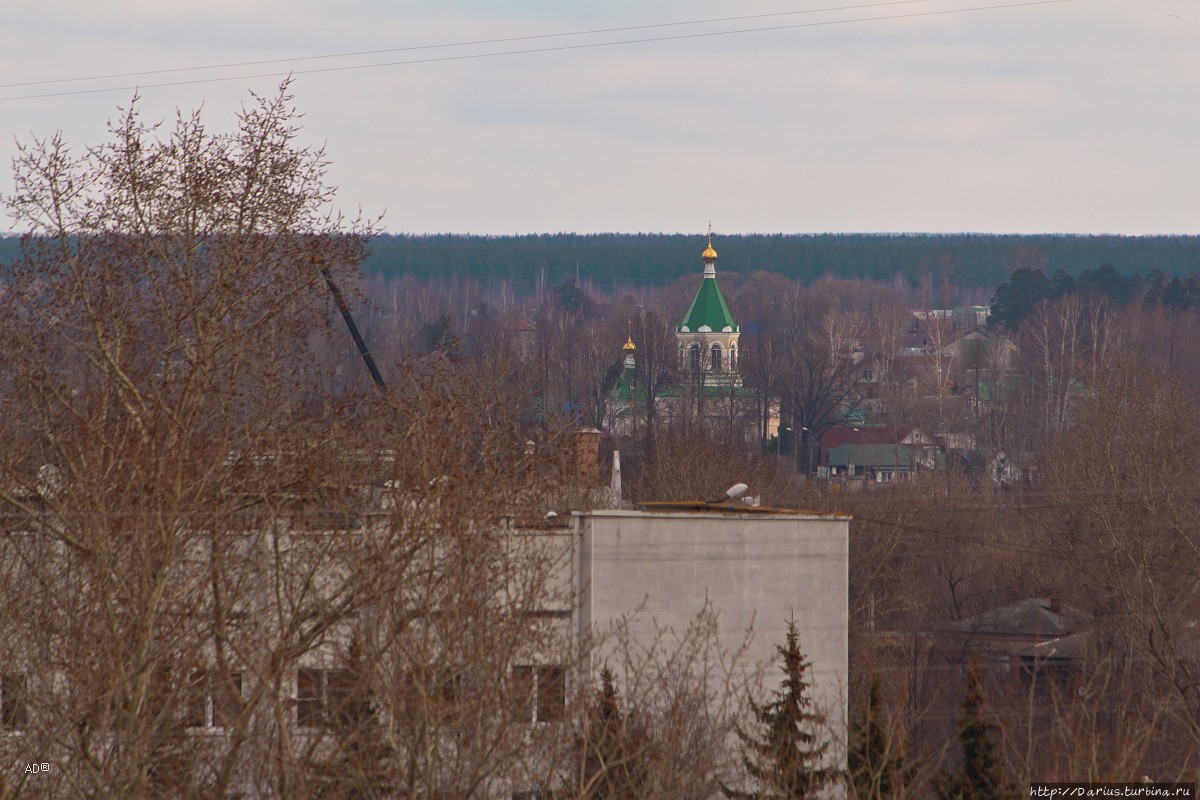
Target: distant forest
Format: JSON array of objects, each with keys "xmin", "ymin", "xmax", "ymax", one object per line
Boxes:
[
  {"xmin": 362, "ymin": 233, "xmax": 1200, "ymax": 290},
  {"xmin": 5, "ymin": 233, "xmax": 1200, "ymax": 290}
]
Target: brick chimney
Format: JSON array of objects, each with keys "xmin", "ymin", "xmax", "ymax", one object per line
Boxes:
[{"xmin": 574, "ymin": 428, "xmax": 602, "ymax": 486}]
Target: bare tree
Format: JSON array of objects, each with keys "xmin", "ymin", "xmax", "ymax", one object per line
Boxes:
[
  {"xmin": 1037, "ymin": 354, "xmax": 1200, "ymax": 755},
  {"xmin": 0, "ymin": 81, "xmax": 381, "ymax": 799},
  {"xmin": 0, "ymin": 86, "xmax": 767, "ymax": 800},
  {"xmin": 632, "ymin": 309, "xmax": 678, "ymax": 457},
  {"xmin": 776, "ymin": 289, "xmax": 859, "ymax": 475}
]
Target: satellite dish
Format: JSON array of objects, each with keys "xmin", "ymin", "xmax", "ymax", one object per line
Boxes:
[{"xmin": 705, "ymin": 483, "xmax": 750, "ymax": 506}]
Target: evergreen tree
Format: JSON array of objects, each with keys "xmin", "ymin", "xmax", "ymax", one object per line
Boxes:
[
  {"xmin": 724, "ymin": 621, "xmax": 838, "ymax": 799},
  {"xmin": 989, "ymin": 268, "xmax": 1053, "ymax": 328},
  {"xmin": 419, "ymin": 314, "xmax": 455, "ymax": 354},
  {"xmin": 556, "ymin": 278, "xmax": 589, "ymax": 315},
  {"xmin": 847, "ymin": 674, "xmax": 910, "ymax": 800},
  {"xmin": 575, "ymin": 666, "xmax": 647, "ymax": 800},
  {"xmin": 933, "ymin": 663, "xmax": 1015, "ymax": 800}
]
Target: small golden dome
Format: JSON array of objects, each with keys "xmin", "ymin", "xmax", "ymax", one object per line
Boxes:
[
  {"xmin": 701, "ymin": 224, "xmax": 717, "ymax": 262},
  {"xmin": 623, "ymin": 320, "xmax": 636, "ymax": 351},
  {"xmin": 623, "ymin": 335, "xmax": 637, "ymax": 352}
]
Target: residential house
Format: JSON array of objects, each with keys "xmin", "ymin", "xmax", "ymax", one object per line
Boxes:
[
  {"xmin": 938, "ymin": 597, "xmax": 1092, "ymax": 666},
  {"xmin": 819, "ymin": 425, "xmax": 940, "ymax": 483}
]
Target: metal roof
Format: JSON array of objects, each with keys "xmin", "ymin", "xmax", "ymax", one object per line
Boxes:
[{"xmin": 677, "ymin": 276, "xmax": 738, "ymax": 334}]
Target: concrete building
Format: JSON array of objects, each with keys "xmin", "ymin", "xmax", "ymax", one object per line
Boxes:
[
  {"xmin": 571, "ymin": 505, "xmax": 850, "ymax": 721},
  {"xmin": 1, "ymin": 456, "xmax": 848, "ymax": 798}
]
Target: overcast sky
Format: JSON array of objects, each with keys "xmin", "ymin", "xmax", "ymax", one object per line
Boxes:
[{"xmin": 2, "ymin": 0, "xmax": 1197, "ymax": 235}]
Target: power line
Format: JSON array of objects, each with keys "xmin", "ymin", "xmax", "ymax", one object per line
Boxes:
[
  {"xmin": 0, "ymin": 0, "xmax": 933, "ymax": 90},
  {"xmin": 0, "ymin": 0, "xmax": 1075, "ymax": 103}
]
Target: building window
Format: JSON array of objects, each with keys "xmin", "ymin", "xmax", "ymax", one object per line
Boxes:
[
  {"xmin": 297, "ymin": 668, "xmax": 370, "ymax": 728},
  {"xmin": 0, "ymin": 673, "xmax": 27, "ymax": 729},
  {"xmin": 286, "ymin": 488, "xmax": 362, "ymax": 531},
  {"xmin": 186, "ymin": 671, "xmax": 242, "ymax": 730},
  {"xmin": 711, "ymin": 343, "xmax": 722, "ymax": 370},
  {"xmin": 689, "ymin": 343, "xmax": 701, "ymax": 371},
  {"xmin": 511, "ymin": 665, "xmax": 565, "ymax": 724},
  {"xmin": 730, "ymin": 346, "xmax": 737, "ymax": 370},
  {"xmin": 861, "ymin": 368, "xmax": 873, "ymax": 382}
]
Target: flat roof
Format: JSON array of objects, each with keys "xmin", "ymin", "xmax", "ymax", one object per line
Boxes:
[{"xmin": 586, "ymin": 504, "xmax": 851, "ymax": 520}]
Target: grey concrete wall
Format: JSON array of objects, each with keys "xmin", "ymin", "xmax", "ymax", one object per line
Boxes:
[{"xmin": 574, "ymin": 509, "xmax": 848, "ymax": 722}]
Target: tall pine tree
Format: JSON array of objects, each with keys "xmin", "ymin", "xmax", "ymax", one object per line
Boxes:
[
  {"xmin": 724, "ymin": 621, "xmax": 838, "ymax": 800},
  {"xmin": 933, "ymin": 662, "xmax": 1015, "ymax": 800},
  {"xmin": 847, "ymin": 673, "xmax": 911, "ymax": 799}
]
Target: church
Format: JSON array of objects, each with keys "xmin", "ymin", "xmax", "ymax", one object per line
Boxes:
[
  {"xmin": 676, "ymin": 231, "xmax": 741, "ymax": 384},
  {"xmin": 608, "ymin": 232, "xmax": 774, "ymax": 445}
]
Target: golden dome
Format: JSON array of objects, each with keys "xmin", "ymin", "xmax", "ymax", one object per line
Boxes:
[
  {"xmin": 623, "ymin": 320, "xmax": 636, "ymax": 351},
  {"xmin": 701, "ymin": 225, "xmax": 717, "ymax": 262}
]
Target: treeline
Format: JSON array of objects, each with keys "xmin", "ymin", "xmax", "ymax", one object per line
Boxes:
[
  {"xmin": 358, "ymin": 232, "xmax": 1200, "ymax": 288},
  {"xmin": 991, "ymin": 262, "xmax": 1200, "ymax": 327},
  {"xmin": 6, "ymin": 233, "xmax": 1200, "ymax": 291}
]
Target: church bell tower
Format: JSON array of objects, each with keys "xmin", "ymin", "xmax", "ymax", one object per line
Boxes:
[{"xmin": 676, "ymin": 227, "xmax": 740, "ymax": 385}]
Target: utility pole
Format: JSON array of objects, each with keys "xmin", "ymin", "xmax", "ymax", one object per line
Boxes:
[{"xmin": 313, "ymin": 255, "xmax": 387, "ymax": 392}]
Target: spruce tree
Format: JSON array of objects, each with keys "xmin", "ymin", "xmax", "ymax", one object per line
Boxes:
[
  {"xmin": 933, "ymin": 662, "xmax": 1015, "ymax": 800},
  {"xmin": 576, "ymin": 666, "xmax": 647, "ymax": 800},
  {"xmin": 724, "ymin": 621, "xmax": 837, "ymax": 799},
  {"xmin": 847, "ymin": 673, "xmax": 910, "ymax": 800}
]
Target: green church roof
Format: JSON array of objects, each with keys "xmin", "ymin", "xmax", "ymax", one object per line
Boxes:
[
  {"xmin": 678, "ymin": 277, "xmax": 738, "ymax": 334},
  {"xmin": 610, "ymin": 366, "xmax": 644, "ymax": 403}
]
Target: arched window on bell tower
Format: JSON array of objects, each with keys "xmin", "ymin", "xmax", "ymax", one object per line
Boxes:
[
  {"xmin": 689, "ymin": 343, "xmax": 701, "ymax": 371},
  {"xmin": 711, "ymin": 343, "xmax": 722, "ymax": 371}
]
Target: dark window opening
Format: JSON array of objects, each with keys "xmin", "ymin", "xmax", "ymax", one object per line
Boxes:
[
  {"xmin": 511, "ymin": 665, "xmax": 565, "ymax": 724},
  {"xmin": 186, "ymin": 671, "xmax": 243, "ymax": 729},
  {"xmin": 297, "ymin": 668, "xmax": 371, "ymax": 728}
]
